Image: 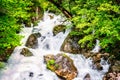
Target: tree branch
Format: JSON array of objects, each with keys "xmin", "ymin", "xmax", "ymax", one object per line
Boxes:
[{"xmin": 48, "ymin": 0, "xmax": 72, "ymax": 18}]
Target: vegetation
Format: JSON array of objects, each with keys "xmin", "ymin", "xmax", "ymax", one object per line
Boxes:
[
  {"xmin": 0, "ymin": 0, "xmax": 120, "ymax": 61},
  {"xmin": 0, "ymin": 0, "xmax": 44, "ymax": 60},
  {"xmin": 46, "ymin": 59, "xmax": 59, "ymax": 71},
  {"xmin": 46, "ymin": 0, "xmax": 120, "ymax": 56},
  {"xmin": 0, "ymin": 62, "xmax": 6, "ymax": 69},
  {"xmin": 70, "ymin": 0, "xmax": 120, "ymax": 52}
]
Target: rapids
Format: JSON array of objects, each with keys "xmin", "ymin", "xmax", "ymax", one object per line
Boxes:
[{"xmin": 0, "ymin": 12, "xmax": 109, "ymax": 80}]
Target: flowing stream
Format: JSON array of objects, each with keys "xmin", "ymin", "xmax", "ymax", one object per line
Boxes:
[{"xmin": 0, "ymin": 12, "xmax": 109, "ymax": 80}]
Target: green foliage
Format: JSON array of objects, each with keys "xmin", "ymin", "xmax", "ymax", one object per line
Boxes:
[
  {"xmin": 0, "ymin": 0, "xmax": 120, "ymax": 61},
  {"xmin": 70, "ymin": 0, "xmax": 120, "ymax": 52},
  {"xmin": 48, "ymin": 59, "xmax": 55, "ymax": 65},
  {"xmin": 0, "ymin": 0, "xmax": 44, "ymax": 57},
  {"xmin": 0, "ymin": 62, "xmax": 6, "ymax": 69}
]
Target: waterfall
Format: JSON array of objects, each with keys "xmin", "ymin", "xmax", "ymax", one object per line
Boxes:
[{"xmin": 0, "ymin": 12, "xmax": 109, "ymax": 80}]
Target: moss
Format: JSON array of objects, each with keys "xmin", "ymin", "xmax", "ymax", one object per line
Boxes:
[
  {"xmin": 0, "ymin": 62, "xmax": 6, "ymax": 69},
  {"xmin": 53, "ymin": 25, "xmax": 66, "ymax": 36},
  {"xmin": 46, "ymin": 59, "xmax": 59, "ymax": 71}
]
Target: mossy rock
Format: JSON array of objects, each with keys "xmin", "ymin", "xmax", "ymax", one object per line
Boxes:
[
  {"xmin": 20, "ymin": 48, "xmax": 33, "ymax": 57},
  {"xmin": 53, "ymin": 25, "xmax": 66, "ymax": 36},
  {"xmin": 60, "ymin": 34, "xmax": 84, "ymax": 54},
  {"xmin": 46, "ymin": 59, "xmax": 59, "ymax": 71},
  {"xmin": 44, "ymin": 53, "xmax": 78, "ymax": 80}
]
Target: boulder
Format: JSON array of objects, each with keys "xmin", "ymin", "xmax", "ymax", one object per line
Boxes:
[
  {"xmin": 53, "ymin": 25, "xmax": 66, "ymax": 36},
  {"xmin": 89, "ymin": 53, "xmax": 109, "ymax": 70},
  {"xmin": 44, "ymin": 53, "xmax": 78, "ymax": 80},
  {"xmin": 103, "ymin": 61, "xmax": 120, "ymax": 80},
  {"xmin": 60, "ymin": 35, "xmax": 84, "ymax": 54},
  {"xmin": 20, "ymin": 48, "xmax": 33, "ymax": 57},
  {"xmin": 25, "ymin": 34, "xmax": 38, "ymax": 49},
  {"xmin": 32, "ymin": 27, "xmax": 41, "ymax": 38}
]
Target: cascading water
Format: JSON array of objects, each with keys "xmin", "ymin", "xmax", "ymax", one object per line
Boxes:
[{"xmin": 0, "ymin": 12, "xmax": 109, "ymax": 80}]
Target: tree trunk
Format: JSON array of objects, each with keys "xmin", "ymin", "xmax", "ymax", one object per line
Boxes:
[
  {"xmin": 48, "ymin": 0, "xmax": 72, "ymax": 18},
  {"xmin": 36, "ymin": 7, "xmax": 39, "ymax": 20}
]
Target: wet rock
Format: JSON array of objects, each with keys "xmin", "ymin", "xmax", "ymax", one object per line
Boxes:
[
  {"xmin": 111, "ymin": 61, "xmax": 120, "ymax": 72},
  {"xmin": 48, "ymin": 14, "xmax": 54, "ymax": 19},
  {"xmin": 83, "ymin": 52, "xmax": 91, "ymax": 58},
  {"xmin": 103, "ymin": 72, "xmax": 120, "ymax": 80},
  {"xmin": 20, "ymin": 48, "xmax": 33, "ymax": 57},
  {"xmin": 25, "ymin": 34, "xmax": 38, "ymax": 49},
  {"xmin": 60, "ymin": 35, "xmax": 84, "ymax": 54},
  {"xmin": 92, "ymin": 53, "xmax": 110, "ymax": 70},
  {"xmin": 95, "ymin": 62, "xmax": 103, "ymax": 70},
  {"xmin": 44, "ymin": 54, "xmax": 54, "ymax": 63},
  {"xmin": 84, "ymin": 73, "xmax": 91, "ymax": 80},
  {"xmin": 29, "ymin": 72, "xmax": 34, "ymax": 77},
  {"xmin": 92, "ymin": 53, "xmax": 102, "ymax": 63},
  {"xmin": 44, "ymin": 53, "xmax": 78, "ymax": 80},
  {"xmin": 53, "ymin": 25, "xmax": 66, "ymax": 36},
  {"xmin": 32, "ymin": 27, "xmax": 41, "ymax": 38},
  {"xmin": 33, "ymin": 32, "xmax": 41, "ymax": 38},
  {"xmin": 103, "ymin": 60, "xmax": 120, "ymax": 80}
]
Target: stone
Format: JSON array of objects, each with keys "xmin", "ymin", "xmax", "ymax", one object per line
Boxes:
[
  {"xmin": 44, "ymin": 53, "xmax": 78, "ymax": 80},
  {"xmin": 103, "ymin": 72, "xmax": 120, "ymax": 80},
  {"xmin": 53, "ymin": 25, "xmax": 66, "ymax": 36},
  {"xmin": 20, "ymin": 48, "xmax": 33, "ymax": 57},
  {"xmin": 83, "ymin": 52, "xmax": 91, "ymax": 58},
  {"xmin": 0, "ymin": 47, "xmax": 14, "ymax": 62},
  {"xmin": 111, "ymin": 61, "xmax": 120, "ymax": 72},
  {"xmin": 87, "ymin": 53, "xmax": 109, "ymax": 70},
  {"xmin": 103, "ymin": 60, "xmax": 120, "ymax": 80},
  {"xmin": 44, "ymin": 54, "xmax": 54, "ymax": 63},
  {"xmin": 95, "ymin": 62, "xmax": 103, "ymax": 70},
  {"xmin": 60, "ymin": 35, "xmax": 83, "ymax": 54},
  {"xmin": 84, "ymin": 73, "xmax": 91, "ymax": 80},
  {"xmin": 25, "ymin": 34, "xmax": 38, "ymax": 49},
  {"xmin": 32, "ymin": 27, "xmax": 41, "ymax": 38}
]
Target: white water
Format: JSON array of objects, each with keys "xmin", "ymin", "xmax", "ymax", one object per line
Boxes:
[
  {"xmin": 0, "ymin": 12, "xmax": 109, "ymax": 80},
  {"xmin": 91, "ymin": 39, "xmax": 101, "ymax": 53}
]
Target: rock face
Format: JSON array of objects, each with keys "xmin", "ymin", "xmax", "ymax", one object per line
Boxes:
[
  {"xmin": 25, "ymin": 34, "xmax": 38, "ymax": 49},
  {"xmin": 53, "ymin": 25, "xmax": 66, "ymax": 36},
  {"xmin": 44, "ymin": 53, "xmax": 78, "ymax": 80},
  {"xmin": 111, "ymin": 61, "xmax": 120, "ymax": 72},
  {"xmin": 103, "ymin": 56, "xmax": 120, "ymax": 80},
  {"xmin": 61, "ymin": 35, "xmax": 84, "ymax": 54},
  {"xmin": 83, "ymin": 52, "xmax": 110, "ymax": 70},
  {"xmin": 20, "ymin": 48, "xmax": 33, "ymax": 57},
  {"xmin": 91, "ymin": 53, "xmax": 109, "ymax": 70},
  {"xmin": 103, "ymin": 72, "xmax": 120, "ymax": 80}
]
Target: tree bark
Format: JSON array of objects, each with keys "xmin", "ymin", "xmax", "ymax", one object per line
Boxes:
[
  {"xmin": 48, "ymin": 0, "xmax": 72, "ymax": 18},
  {"xmin": 36, "ymin": 7, "xmax": 39, "ymax": 20}
]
